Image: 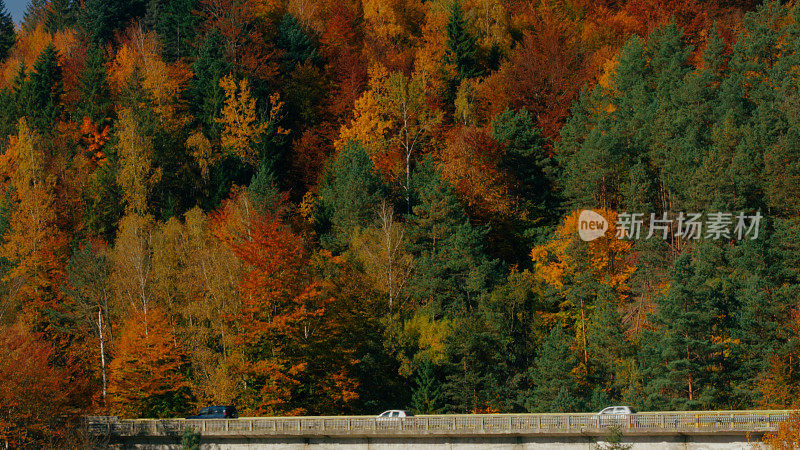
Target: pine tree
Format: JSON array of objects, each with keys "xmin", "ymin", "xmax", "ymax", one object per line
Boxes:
[
  {"xmin": 729, "ymin": 219, "xmax": 800, "ymax": 407},
  {"xmin": 316, "ymin": 140, "xmax": 387, "ymax": 251},
  {"xmin": 492, "ymin": 109, "xmax": 549, "ymax": 203},
  {"xmin": 523, "ymin": 325, "xmax": 582, "ymax": 412},
  {"xmin": 43, "ymin": 0, "xmax": 80, "ymax": 33},
  {"xmin": 21, "ymin": 0, "xmax": 46, "ymax": 31},
  {"xmin": 76, "ymin": 44, "xmax": 112, "ymax": 124},
  {"xmin": 80, "ymin": 0, "xmax": 148, "ymax": 43},
  {"xmin": 190, "ymin": 30, "xmax": 231, "ymax": 139},
  {"xmin": 491, "ymin": 108, "xmax": 556, "ymax": 260},
  {"xmin": 410, "ymin": 359, "xmax": 444, "ymax": 414},
  {"xmin": 405, "ymin": 160, "xmax": 498, "ymax": 313},
  {"xmin": 19, "ymin": 44, "xmax": 63, "ymax": 133},
  {"xmin": 442, "ymin": 313, "xmax": 513, "ymax": 413},
  {"xmin": 147, "ymin": 0, "xmax": 199, "ymax": 62},
  {"xmin": 640, "ymin": 247, "xmax": 730, "ymax": 410},
  {"xmin": 445, "ymin": 0, "xmax": 481, "ymax": 81},
  {"xmin": 248, "ymin": 164, "xmax": 279, "ymax": 213},
  {"xmin": 0, "ymin": 0, "xmax": 14, "ymax": 62},
  {"xmin": 276, "ymin": 13, "xmax": 320, "ymax": 70},
  {"xmin": 586, "ymin": 289, "xmax": 636, "ymax": 403}
]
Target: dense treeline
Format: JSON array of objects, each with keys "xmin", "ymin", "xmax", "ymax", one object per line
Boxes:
[{"xmin": 1, "ymin": 0, "xmax": 799, "ymax": 446}]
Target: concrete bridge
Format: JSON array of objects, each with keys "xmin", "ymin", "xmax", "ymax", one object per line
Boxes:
[{"xmin": 86, "ymin": 410, "xmax": 794, "ymax": 449}]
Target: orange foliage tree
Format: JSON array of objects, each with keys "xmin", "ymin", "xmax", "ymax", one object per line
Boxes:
[
  {"xmin": 212, "ymin": 191, "xmax": 358, "ymax": 415},
  {"xmin": 0, "ymin": 322, "xmax": 76, "ymax": 448},
  {"xmin": 530, "ymin": 209, "xmax": 634, "ymax": 369},
  {"xmin": 361, "ymin": 0, "xmax": 425, "ymax": 71},
  {"xmin": 216, "ymin": 74, "xmax": 269, "ymax": 165},
  {"xmin": 108, "ymin": 307, "xmax": 191, "ymax": 418},
  {"xmin": 759, "ymin": 307, "xmax": 800, "ymax": 409},
  {"xmin": 763, "ymin": 414, "xmax": 800, "ymax": 450},
  {"xmin": 212, "ymin": 192, "xmax": 322, "ymax": 415},
  {"xmin": 338, "ymin": 65, "xmax": 442, "ymax": 203},
  {"xmin": 290, "ymin": 127, "xmax": 331, "ymax": 190},
  {"xmin": 477, "ymin": 9, "xmax": 588, "ymax": 143},
  {"xmin": 320, "ymin": 1, "xmax": 368, "ymax": 122},
  {"xmin": 108, "ymin": 25, "xmax": 191, "ymax": 128},
  {"xmin": 436, "ymin": 125, "xmax": 511, "ymax": 219},
  {"xmin": 0, "ymin": 119, "xmax": 67, "ymax": 322}
]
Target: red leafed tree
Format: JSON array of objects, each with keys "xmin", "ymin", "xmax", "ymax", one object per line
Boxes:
[
  {"xmin": 436, "ymin": 126, "xmax": 511, "ymax": 219},
  {"xmin": 478, "ymin": 9, "xmax": 588, "ymax": 144},
  {"xmin": 0, "ymin": 322, "xmax": 76, "ymax": 448},
  {"xmin": 212, "ymin": 191, "xmax": 358, "ymax": 415},
  {"xmin": 621, "ymin": 0, "xmax": 714, "ymax": 49},
  {"xmin": 199, "ymin": 0, "xmax": 278, "ymax": 80},
  {"xmin": 291, "ymin": 126, "xmax": 331, "ymax": 191},
  {"xmin": 212, "ymin": 192, "xmax": 322, "ymax": 415},
  {"xmin": 320, "ymin": 1, "xmax": 368, "ymax": 122},
  {"xmin": 759, "ymin": 308, "xmax": 800, "ymax": 409}
]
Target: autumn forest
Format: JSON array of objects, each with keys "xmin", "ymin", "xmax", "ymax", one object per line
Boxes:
[{"xmin": 2, "ymin": 0, "xmax": 800, "ymax": 446}]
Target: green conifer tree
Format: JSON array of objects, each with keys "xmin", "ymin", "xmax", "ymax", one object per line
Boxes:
[
  {"xmin": 640, "ymin": 247, "xmax": 730, "ymax": 410},
  {"xmin": 316, "ymin": 140, "xmax": 387, "ymax": 251},
  {"xmin": 77, "ymin": 44, "xmax": 112, "ymax": 123},
  {"xmin": 80, "ymin": 0, "xmax": 148, "ymax": 43},
  {"xmin": 0, "ymin": 0, "xmax": 15, "ymax": 62},
  {"xmin": 276, "ymin": 13, "xmax": 320, "ymax": 70},
  {"xmin": 406, "ymin": 160, "xmax": 498, "ymax": 313},
  {"xmin": 147, "ymin": 0, "xmax": 199, "ymax": 62},
  {"xmin": 410, "ymin": 359, "xmax": 444, "ymax": 414},
  {"xmin": 19, "ymin": 44, "xmax": 63, "ymax": 132},
  {"xmin": 190, "ymin": 30, "xmax": 231, "ymax": 140},
  {"xmin": 523, "ymin": 325, "xmax": 582, "ymax": 412},
  {"xmin": 445, "ymin": 0, "xmax": 481, "ymax": 81}
]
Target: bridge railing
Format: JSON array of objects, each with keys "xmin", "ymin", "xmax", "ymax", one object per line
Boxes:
[{"xmin": 85, "ymin": 410, "xmax": 797, "ymax": 438}]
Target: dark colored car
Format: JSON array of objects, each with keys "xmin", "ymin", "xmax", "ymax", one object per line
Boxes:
[{"xmin": 186, "ymin": 406, "xmax": 239, "ymax": 419}]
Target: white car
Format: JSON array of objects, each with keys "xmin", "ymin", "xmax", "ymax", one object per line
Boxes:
[
  {"xmin": 376, "ymin": 410, "xmax": 414, "ymax": 419},
  {"xmin": 597, "ymin": 406, "xmax": 635, "ymax": 426},
  {"xmin": 597, "ymin": 406, "xmax": 634, "ymax": 415}
]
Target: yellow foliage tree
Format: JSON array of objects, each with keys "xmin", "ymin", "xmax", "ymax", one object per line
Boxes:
[
  {"xmin": 336, "ymin": 66, "xmax": 392, "ymax": 153},
  {"xmin": 530, "ymin": 209, "xmax": 635, "ymax": 369},
  {"xmin": 464, "ymin": 0, "xmax": 512, "ymax": 51},
  {"xmin": 0, "ymin": 119, "xmax": 65, "ymax": 315},
  {"xmin": 0, "ymin": 25, "xmax": 78, "ymax": 89},
  {"xmin": 151, "ymin": 208, "xmax": 243, "ymax": 405},
  {"xmin": 351, "ymin": 201, "xmax": 413, "ymax": 312},
  {"xmin": 115, "ymin": 108, "xmax": 161, "ymax": 216},
  {"xmin": 337, "ymin": 65, "xmax": 442, "ymax": 203},
  {"xmin": 216, "ymin": 74, "xmax": 268, "ymax": 165},
  {"xmin": 111, "ymin": 213, "xmax": 156, "ymax": 319},
  {"xmin": 531, "ymin": 209, "xmax": 634, "ymax": 294},
  {"xmin": 108, "ymin": 25, "xmax": 190, "ymax": 128},
  {"xmin": 361, "ymin": 0, "xmax": 427, "ymax": 57}
]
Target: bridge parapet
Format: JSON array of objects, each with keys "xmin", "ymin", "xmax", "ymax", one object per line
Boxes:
[{"xmin": 86, "ymin": 410, "xmax": 795, "ymax": 439}]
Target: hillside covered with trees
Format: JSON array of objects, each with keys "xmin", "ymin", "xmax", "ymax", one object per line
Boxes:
[{"xmin": 2, "ymin": 0, "xmax": 800, "ymax": 446}]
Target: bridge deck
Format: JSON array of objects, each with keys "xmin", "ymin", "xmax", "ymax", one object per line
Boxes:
[{"xmin": 86, "ymin": 410, "xmax": 795, "ymax": 439}]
